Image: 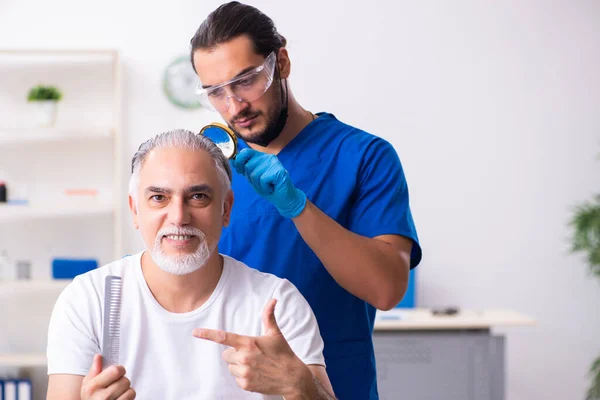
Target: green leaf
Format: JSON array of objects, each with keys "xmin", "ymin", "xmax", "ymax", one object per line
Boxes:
[
  {"xmin": 570, "ymin": 194, "xmax": 600, "ymax": 279},
  {"xmin": 586, "ymin": 356, "xmax": 600, "ymax": 400},
  {"xmin": 27, "ymin": 84, "xmax": 63, "ymax": 101},
  {"xmin": 572, "ymin": 156, "xmax": 600, "ymax": 399}
]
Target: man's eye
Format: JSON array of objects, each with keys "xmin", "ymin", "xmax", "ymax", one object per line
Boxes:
[
  {"xmin": 237, "ymin": 77, "xmax": 254, "ymax": 86},
  {"xmin": 192, "ymin": 193, "xmax": 208, "ymax": 201},
  {"xmin": 150, "ymin": 195, "xmax": 165, "ymax": 202},
  {"xmin": 208, "ymin": 88, "xmax": 225, "ymax": 98},
  {"xmin": 233, "ymin": 76, "xmax": 256, "ymax": 88}
]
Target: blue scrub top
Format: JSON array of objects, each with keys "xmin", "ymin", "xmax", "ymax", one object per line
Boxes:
[{"xmin": 220, "ymin": 113, "xmax": 421, "ymax": 400}]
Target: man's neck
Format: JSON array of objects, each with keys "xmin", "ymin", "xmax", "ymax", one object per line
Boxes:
[
  {"xmin": 140, "ymin": 250, "xmax": 223, "ymax": 313},
  {"xmin": 247, "ymin": 94, "xmax": 315, "ymax": 155}
]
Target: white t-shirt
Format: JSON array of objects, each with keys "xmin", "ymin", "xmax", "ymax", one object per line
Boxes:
[{"xmin": 47, "ymin": 251, "xmax": 325, "ymax": 400}]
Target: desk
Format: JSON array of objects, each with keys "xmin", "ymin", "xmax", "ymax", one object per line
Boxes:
[{"xmin": 372, "ymin": 309, "xmax": 535, "ymax": 400}]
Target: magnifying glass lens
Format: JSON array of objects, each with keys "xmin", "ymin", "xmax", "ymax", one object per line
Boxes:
[{"xmin": 200, "ymin": 125, "xmax": 237, "ymax": 159}]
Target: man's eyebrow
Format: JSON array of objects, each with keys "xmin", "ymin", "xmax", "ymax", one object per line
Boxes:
[
  {"xmin": 201, "ymin": 66, "xmax": 258, "ymax": 90},
  {"xmin": 185, "ymin": 184, "xmax": 214, "ymax": 195},
  {"xmin": 145, "ymin": 185, "xmax": 214, "ymax": 195},
  {"xmin": 145, "ymin": 186, "xmax": 172, "ymax": 195}
]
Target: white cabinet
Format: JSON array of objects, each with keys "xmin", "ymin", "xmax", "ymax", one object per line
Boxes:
[
  {"xmin": 0, "ymin": 48, "xmax": 123, "ymax": 400},
  {"xmin": 0, "ymin": 49, "xmax": 123, "ymax": 280}
]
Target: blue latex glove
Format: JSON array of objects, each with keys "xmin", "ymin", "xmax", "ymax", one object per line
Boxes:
[{"xmin": 232, "ymin": 148, "xmax": 307, "ymax": 218}]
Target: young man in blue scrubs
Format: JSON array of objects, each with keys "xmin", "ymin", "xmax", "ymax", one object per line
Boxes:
[{"xmin": 190, "ymin": 2, "xmax": 422, "ymax": 399}]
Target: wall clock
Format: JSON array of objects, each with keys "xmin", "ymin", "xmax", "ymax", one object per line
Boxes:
[{"xmin": 163, "ymin": 55, "xmax": 202, "ymax": 109}]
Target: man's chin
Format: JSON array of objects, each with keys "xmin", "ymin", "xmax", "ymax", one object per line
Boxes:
[
  {"xmin": 233, "ymin": 127, "xmax": 261, "ymax": 141},
  {"xmin": 161, "ymin": 247, "xmax": 199, "ymax": 257},
  {"xmin": 154, "ymin": 256, "xmax": 206, "ymax": 276},
  {"xmin": 238, "ymin": 131, "xmax": 279, "ymax": 147}
]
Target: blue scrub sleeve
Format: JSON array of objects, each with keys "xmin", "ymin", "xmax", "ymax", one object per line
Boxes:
[{"xmin": 348, "ymin": 138, "xmax": 422, "ymax": 268}]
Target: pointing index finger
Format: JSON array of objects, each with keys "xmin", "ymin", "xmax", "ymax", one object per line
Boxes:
[{"xmin": 192, "ymin": 328, "xmax": 252, "ymax": 350}]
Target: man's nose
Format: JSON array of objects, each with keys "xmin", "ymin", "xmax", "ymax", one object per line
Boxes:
[
  {"xmin": 167, "ymin": 198, "xmax": 191, "ymax": 225},
  {"xmin": 227, "ymin": 94, "xmax": 249, "ymax": 116}
]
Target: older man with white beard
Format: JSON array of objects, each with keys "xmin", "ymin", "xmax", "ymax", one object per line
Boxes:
[{"xmin": 45, "ymin": 130, "xmax": 336, "ymax": 400}]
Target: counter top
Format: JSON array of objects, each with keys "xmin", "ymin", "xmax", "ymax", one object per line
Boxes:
[{"xmin": 374, "ymin": 308, "xmax": 536, "ymax": 331}]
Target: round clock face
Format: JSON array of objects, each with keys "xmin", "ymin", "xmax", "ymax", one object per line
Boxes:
[{"xmin": 163, "ymin": 56, "xmax": 202, "ymax": 109}]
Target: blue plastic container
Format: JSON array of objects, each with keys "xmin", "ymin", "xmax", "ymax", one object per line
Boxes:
[{"xmin": 52, "ymin": 258, "xmax": 98, "ymax": 279}]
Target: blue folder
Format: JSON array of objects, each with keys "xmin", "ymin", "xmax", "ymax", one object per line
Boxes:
[
  {"xmin": 0, "ymin": 379, "xmax": 32, "ymax": 400},
  {"xmin": 52, "ymin": 258, "xmax": 98, "ymax": 279}
]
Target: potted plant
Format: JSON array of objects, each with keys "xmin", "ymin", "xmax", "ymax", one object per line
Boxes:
[
  {"xmin": 27, "ymin": 84, "xmax": 63, "ymax": 127},
  {"xmin": 570, "ymin": 187, "xmax": 600, "ymax": 400}
]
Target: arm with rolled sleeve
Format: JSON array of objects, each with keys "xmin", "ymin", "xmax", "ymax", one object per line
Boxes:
[{"xmin": 234, "ymin": 139, "xmax": 421, "ymax": 311}]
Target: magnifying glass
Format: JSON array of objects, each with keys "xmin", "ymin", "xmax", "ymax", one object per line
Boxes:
[{"xmin": 199, "ymin": 122, "xmax": 238, "ymax": 160}]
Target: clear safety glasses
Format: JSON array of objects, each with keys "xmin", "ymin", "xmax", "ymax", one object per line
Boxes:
[{"xmin": 195, "ymin": 52, "xmax": 277, "ymax": 113}]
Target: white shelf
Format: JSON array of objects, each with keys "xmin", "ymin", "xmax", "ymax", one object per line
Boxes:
[
  {"xmin": 0, "ymin": 127, "xmax": 112, "ymax": 146},
  {"xmin": 0, "ymin": 47, "xmax": 122, "ymax": 273},
  {"xmin": 0, "ymin": 203, "xmax": 113, "ymax": 221},
  {"xmin": 0, "ymin": 353, "xmax": 47, "ymax": 368},
  {"xmin": 0, "ymin": 280, "xmax": 71, "ymax": 291},
  {"xmin": 0, "ymin": 49, "xmax": 116, "ymax": 65}
]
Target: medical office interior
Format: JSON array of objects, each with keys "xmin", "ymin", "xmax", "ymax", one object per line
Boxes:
[{"xmin": 0, "ymin": 1, "xmax": 598, "ymax": 399}]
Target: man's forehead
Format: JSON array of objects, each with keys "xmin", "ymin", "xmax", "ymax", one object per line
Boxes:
[
  {"xmin": 194, "ymin": 37, "xmax": 265, "ymax": 85},
  {"xmin": 143, "ymin": 146, "xmax": 209, "ymax": 163},
  {"xmin": 139, "ymin": 170, "xmax": 216, "ymax": 193},
  {"xmin": 139, "ymin": 147, "xmax": 217, "ymax": 180}
]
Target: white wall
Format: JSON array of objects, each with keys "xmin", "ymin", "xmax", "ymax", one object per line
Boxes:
[{"xmin": 1, "ymin": 1, "xmax": 599, "ymax": 399}]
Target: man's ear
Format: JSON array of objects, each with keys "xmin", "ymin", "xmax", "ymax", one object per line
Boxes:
[
  {"xmin": 277, "ymin": 47, "xmax": 291, "ymax": 79},
  {"xmin": 222, "ymin": 190, "xmax": 234, "ymax": 227},
  {"xmin": 128, "ymin": 194, "xmax": 139, "ymax": 230}
]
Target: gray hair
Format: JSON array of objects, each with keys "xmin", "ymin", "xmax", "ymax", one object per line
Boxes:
[{"xmin": 129, "ymin": 129, "xmax": 232, "ymax": 202}]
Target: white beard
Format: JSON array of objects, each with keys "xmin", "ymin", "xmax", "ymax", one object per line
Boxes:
[{"xmin": 149, "ymin": 226, "xmax": 212, "ymax": 275}]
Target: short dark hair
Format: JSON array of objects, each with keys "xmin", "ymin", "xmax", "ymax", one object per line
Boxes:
[{"xmin": 190, "ymin": 1, "xmax": 287, "ymax": 72}]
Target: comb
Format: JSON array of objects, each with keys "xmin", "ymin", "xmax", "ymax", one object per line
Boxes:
[{"xmin": 102, "ymin": 275, "xmax": 122, "ymax": 369}]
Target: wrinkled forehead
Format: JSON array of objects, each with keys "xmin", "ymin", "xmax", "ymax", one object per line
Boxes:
[
  {"xmin": 139, "ymin": 147, "xmax": 220, "ymax": 188},
  {"xmin": 193, "ymin": 35, "xmax": 267, "ymax": 87}
]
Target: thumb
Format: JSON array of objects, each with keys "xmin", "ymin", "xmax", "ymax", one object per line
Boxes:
[
  {"xmin": 232, "ymin": 148, "xmax": 258, "ymax": 175},
  {"xmin": 84, "ymin": 354, "xmax": 102, "ymax": 382},
  {"xmin": 262, "ymin": 298, "xmax": 282, "ymax": 336}
]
